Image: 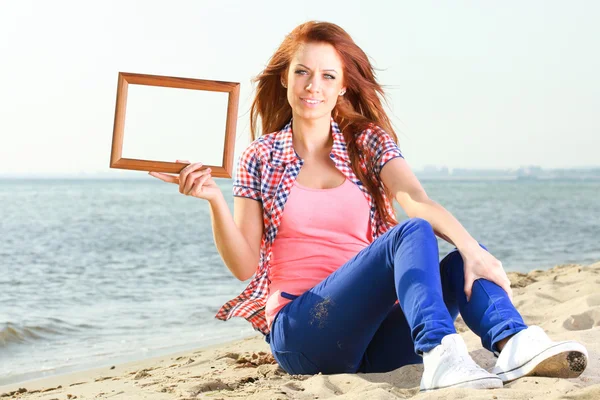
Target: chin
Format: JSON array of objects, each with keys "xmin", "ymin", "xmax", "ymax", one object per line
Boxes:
[{"xmin": 293, "ymin": 106, "xmax": 332, "ymax": 121}]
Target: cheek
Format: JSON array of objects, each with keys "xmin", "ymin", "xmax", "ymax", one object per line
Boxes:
[
  {"xmin": 327, "ymin": 86, "xmax": 341, "ymax": 101},
  {"xmin": 293, "ymin": 78, "xmax": 307, "ymax": 91},
  {"xmin": 329, "ymin": 81, "xmax": 343, "ymax": 94}
]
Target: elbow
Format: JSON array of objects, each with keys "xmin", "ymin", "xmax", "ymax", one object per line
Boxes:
[
  {"xmin": 235, "ymin": 271, "xmax": 254, "ymax": 282},
  {"xmin": 233, "ymin": 262, "xmax": 257, "ymax": 282},
  {"xmin": 397, "ymin": 193, "xmax": 434, "ymax": 219}
]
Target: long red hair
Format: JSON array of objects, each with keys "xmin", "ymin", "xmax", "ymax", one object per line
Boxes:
[{"xmin": 250, "ymin": 21, "xmax": 399, "ymax": 229}]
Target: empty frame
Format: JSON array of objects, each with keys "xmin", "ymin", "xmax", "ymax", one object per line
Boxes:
[{"xmin": 109, "ymin": 72, "xmax": 240, "ymax": 178}]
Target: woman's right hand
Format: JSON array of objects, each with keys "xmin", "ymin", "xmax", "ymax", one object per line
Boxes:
[{"xmin": 149, "ymin": 160, "xmax": 223, "ymax": 202}]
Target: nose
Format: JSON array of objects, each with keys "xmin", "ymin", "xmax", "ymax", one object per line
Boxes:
[{"xmin": 305, "ymin": 77, "xmax": 320, "ymax": 92}]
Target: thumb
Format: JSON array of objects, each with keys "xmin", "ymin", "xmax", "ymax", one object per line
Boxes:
[
  {"xmin": 464, "ymin": 274, "xmax": 475, "ymax": 302},
  {"xmin": 504, "ymin": 283, "xmax": 514, "ymax": 304},
  {"xmin": 176, "ymin": 159, "xmax": 190, "ymax": 164}
]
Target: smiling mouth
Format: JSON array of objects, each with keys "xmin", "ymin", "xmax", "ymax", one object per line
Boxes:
[{"xmin": 301, "ymin": 98, "xmax": 323, "ymax": 105}]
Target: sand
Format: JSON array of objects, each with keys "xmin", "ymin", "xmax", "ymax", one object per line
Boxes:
[{"xmin": 2, "ymin": 262, "xmax": 599, "ymax": 399}]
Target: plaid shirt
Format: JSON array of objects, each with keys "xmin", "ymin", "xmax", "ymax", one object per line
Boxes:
[{"xmin": 215, "ymin": 118, "xmax": 404, "ymax": 334}]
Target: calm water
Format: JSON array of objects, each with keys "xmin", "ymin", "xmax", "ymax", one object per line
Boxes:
[{"xmin": 1, "ymin": 178, "xmax": 599, "ymax": 385}]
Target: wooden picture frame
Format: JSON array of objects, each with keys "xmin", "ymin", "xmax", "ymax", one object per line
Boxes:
[{"xmin": 109, "ymin": 72, "xmax": 240, "ymax": 178}]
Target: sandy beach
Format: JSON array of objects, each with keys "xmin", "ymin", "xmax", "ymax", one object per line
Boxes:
[{"xmin": 2, "ymin": 262, "xmax": 599, "ymax": 400}]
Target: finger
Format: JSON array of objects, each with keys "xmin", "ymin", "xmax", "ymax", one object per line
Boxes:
[
  {"xmin": 187, "ymin": 171, "xmax": 212, "ymax": 196},
  {"xmin": 500, "ymin": 279, "xmax": 513, "ymax": 302},
  {"xmin": 184, "ymin": 168, "xmax": 209, "ymax": 194},
  {"xmin": 504, "ymin": 278, "xmax": 514, "ymax": 302},
  {"xmin": 176, "ymin": 159, "xmax": 191, "ymax": 164},
  {"xmin": 486, "ymin": 270, "xmax": 504, "ymax": 289},
  {"xmin": 464, "ymin": 274, "xmax": 475, "ymax": 302},
  {"xmin": 148, "ymin": 172, "xmax": 179, "ymax": 184},
  {"xmin": 179, "ymin": 162, "xmax": 203, "ymax": 194},
  {"xmin": 185, "ymin": 169, "xmax": 212, "ymax": 195},
  {"xmin": 492, "ymin": 270, "xmax": 513, "ymax": 301}
]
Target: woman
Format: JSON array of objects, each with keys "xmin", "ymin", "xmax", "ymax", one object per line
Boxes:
[{"xmin": 150, "ymin": 21, "xmax": 588, "ymax": 391}]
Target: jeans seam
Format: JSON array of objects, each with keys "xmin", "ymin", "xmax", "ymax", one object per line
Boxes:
[
  {"xmin": 476, "ymin": 278, "xmax": 508, "ymax": 351},
  {"xmin": 413, "ymin": 298, "xmax": 425, "ymax": 354}
]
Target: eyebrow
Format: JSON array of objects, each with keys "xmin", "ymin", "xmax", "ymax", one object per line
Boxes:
[{"xmin": 295, "ymin": 63, "xmax": 338, "ymax": 74}]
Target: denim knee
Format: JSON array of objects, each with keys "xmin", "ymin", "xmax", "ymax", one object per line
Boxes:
[
  {"xmin": 392, "ymin": 217, "xmax": 435, "ymax": 239},
  {"xmin": 440, "ymin": 243, "xmax": 489, "ymax": 276},
  {"xmin": 403, "ymin": 217, "xmax": 434, "ymax": 233}
]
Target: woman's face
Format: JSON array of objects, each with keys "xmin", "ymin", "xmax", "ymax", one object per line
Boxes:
[{"xmin": 285, "ymin": 42, "xmax": 346, "ymax": 123}]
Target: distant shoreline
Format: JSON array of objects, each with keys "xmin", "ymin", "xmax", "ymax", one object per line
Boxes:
[
  {"xmin": 1, "ymin": 176, "xmax": 599, "ymax": 181},
  {"xmin": 1, "ymin": 165, "xmax": 599, "ymax": 181}
]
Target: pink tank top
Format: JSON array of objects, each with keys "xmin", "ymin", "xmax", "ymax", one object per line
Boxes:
[{"xmin": 265, "ymin": 178, "xmax": 372, "ymax": 327}]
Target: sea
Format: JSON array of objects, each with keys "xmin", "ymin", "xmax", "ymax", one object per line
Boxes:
[{"xmin": 1, "ymin": 178, "xmax": 599, "ymax": 385}]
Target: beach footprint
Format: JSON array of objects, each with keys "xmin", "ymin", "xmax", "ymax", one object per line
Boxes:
[
  {"xmin": 562, "ymin": 307, "xmax": 600, "ymax": 331},
  {"xmin": 586, "ymin": 294, "xmax": 600, "ymax": 307}
]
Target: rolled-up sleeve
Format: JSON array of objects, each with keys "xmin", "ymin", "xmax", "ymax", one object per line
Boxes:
[
  {"xmin": 361, "ymin": 126, "xmax": 404, "ymax": 177},
  {"xmin": 233, "ymin": 143, "xmax": 262, "ymax": 202}
]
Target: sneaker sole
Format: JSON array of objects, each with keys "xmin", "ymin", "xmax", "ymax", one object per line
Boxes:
[
  {"xmin": 420, "ymin": 376, "xmax": 503, "ymax": 392},
  {"xmin": 494, "ymin": 341, "xmax": 588, "ymax": 383}
]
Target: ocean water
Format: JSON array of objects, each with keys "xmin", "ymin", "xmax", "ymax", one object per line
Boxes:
[{"xmin": 1, "ymin": 178, "xmax": 599, "ymax": 385}]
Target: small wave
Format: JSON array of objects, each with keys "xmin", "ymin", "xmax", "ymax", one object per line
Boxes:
[
  {"xmin": 1, "ymin": 323, "xmax": 46, "ymax": 346},
  {"xmin": 0, "ymin": 320, "xmax": 89, "ymax": 347}
]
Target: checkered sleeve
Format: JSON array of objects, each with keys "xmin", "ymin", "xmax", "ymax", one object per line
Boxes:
[
  {"xmin": 362, "ymin": 126, "xmax": 404, "ymax": 178},
  {"xmin": 232, "ymin": 142, "xmax": 262, "ymax": 202}
]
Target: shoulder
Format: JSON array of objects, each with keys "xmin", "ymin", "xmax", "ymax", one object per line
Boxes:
[
  {"xmin": 353, "ymin": 124, "xmax": 403, "ymax": 174},
  {"xmin": 239, "ymin": 132, "xmax": 277, "ymax": 165},
  {"xmin": 355, "ymin": 124, "xmax": 400, "ymax": 160},
  {"xmin": 355, "ymin": 123, "xmax": 397, "ymax": 147},
  {"xmin": 245, "ymin": 130, "xmax": 281, "ymax": 158}
]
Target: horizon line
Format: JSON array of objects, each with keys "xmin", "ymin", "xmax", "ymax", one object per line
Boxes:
[{"xmin": 1, "ymin": 165, "xmax": 600, "ymax": 180}]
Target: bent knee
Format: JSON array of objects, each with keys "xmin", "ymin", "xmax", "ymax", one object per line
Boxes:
[
  {"xmin": 402, "ymin": 217, "xmax": 434, "ymax": 234},
  {"xmin": 440, "ymin": 249, "xmax": 464, "ymax": 271},
  {"xmin": 440, "ymin": 243, "xmax": 488, "ymax": 271},
  {"xmin": 386, "ymin": 218, "xmax": 436, "ymax": 244}
]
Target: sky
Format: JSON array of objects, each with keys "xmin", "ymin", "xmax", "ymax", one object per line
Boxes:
[{"xmin": 0, "ymin": 0, "xmax": 598, "ymax": 177}]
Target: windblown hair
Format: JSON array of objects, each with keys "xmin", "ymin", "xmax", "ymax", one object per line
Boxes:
[{"xmin": 250, "ymin": 21, "xmax": 400, "ymax": 228}]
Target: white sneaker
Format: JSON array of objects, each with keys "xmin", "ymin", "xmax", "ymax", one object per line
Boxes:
[
  {"xmin": 420, "ymin": 334, "xmax": 503, "ymax": 391},
  {"xmin": 492, "ymin": 326, "xmax": 588, "ymax": 383}
]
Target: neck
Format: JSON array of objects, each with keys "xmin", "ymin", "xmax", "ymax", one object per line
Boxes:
[{"xmin": 291, "ymin": 114, "xmax": 333, "ymax": 159}]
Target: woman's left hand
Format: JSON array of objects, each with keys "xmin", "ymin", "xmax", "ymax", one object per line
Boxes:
[{"xmin": 460, "ymin": 243, "xmax": 513, "ymax": 303}]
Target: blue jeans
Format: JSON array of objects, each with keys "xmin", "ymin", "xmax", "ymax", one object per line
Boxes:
[{"xmin": 265, "ymin": 218, "xmax": 527, "ymax": 374}]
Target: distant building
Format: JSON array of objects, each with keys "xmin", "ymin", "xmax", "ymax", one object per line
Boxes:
[
  {"xmin": 516, "ymin": 165, "xmax": 543, "ymax": 177},
  {"xmin": 422, "ymin": 165, "xmax": 449, "ymax": 176}
]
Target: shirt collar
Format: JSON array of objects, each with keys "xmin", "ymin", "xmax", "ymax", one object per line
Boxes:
[{"xmin": 272, "ymin": 117, "xmax": 350, "ymax": 167}]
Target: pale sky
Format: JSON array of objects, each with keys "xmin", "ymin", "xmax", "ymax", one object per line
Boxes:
[{"xmin": 1, "ymin": 0, "xmax": 598, "ymax": 177}]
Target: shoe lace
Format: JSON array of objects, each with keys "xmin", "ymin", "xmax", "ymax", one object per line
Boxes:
[{"xmin": 440, "ymin": 346, "xmax": 485, "ymax": 375}]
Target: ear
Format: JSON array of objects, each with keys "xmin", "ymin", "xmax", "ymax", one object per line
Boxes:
[{"xmin": 280, "ymin": 71, "xmax": 288, "ymax": 88}]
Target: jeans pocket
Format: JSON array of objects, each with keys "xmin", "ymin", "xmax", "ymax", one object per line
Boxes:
[{"xmin": 273, "ymin": 350, "xmax": 320, "ymax": 375}]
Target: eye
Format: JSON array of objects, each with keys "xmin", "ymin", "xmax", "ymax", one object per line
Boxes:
[
  {"xmin": 294, "ymin": 69, "xmax": 308, "ymax": 75},
  {"xmin": 324, "ymin": 74, "xmax": 335, "ymax": 80}
]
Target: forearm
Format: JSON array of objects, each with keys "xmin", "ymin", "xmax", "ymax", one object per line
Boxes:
[
  {"xmin": 408, "ymin": 198, "xmax": 478, "ymax": 251},
  {"xmin": 208, "ymin": 194, "xmax": 258, "ymax": 281}
]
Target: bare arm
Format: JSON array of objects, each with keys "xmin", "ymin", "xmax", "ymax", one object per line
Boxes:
[
  {"xmin": 208, "ymin": 194, "xmax": 263, "ymax": 281},
  {"xmin": 380, "ymin": 157, "xmax": 512, "ymax": 300},
  {"xmin": 380, "ymin": 157, "xmax": 475, "ymax": 249},
  {"xmin": 149, "ymin": 160, "xmax": 263, "ymax": 282}
]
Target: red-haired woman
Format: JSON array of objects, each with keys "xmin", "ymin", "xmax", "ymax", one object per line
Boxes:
[{"xmin": 150, "ymin": 21, "xmax": 588, "ymax": 391}]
